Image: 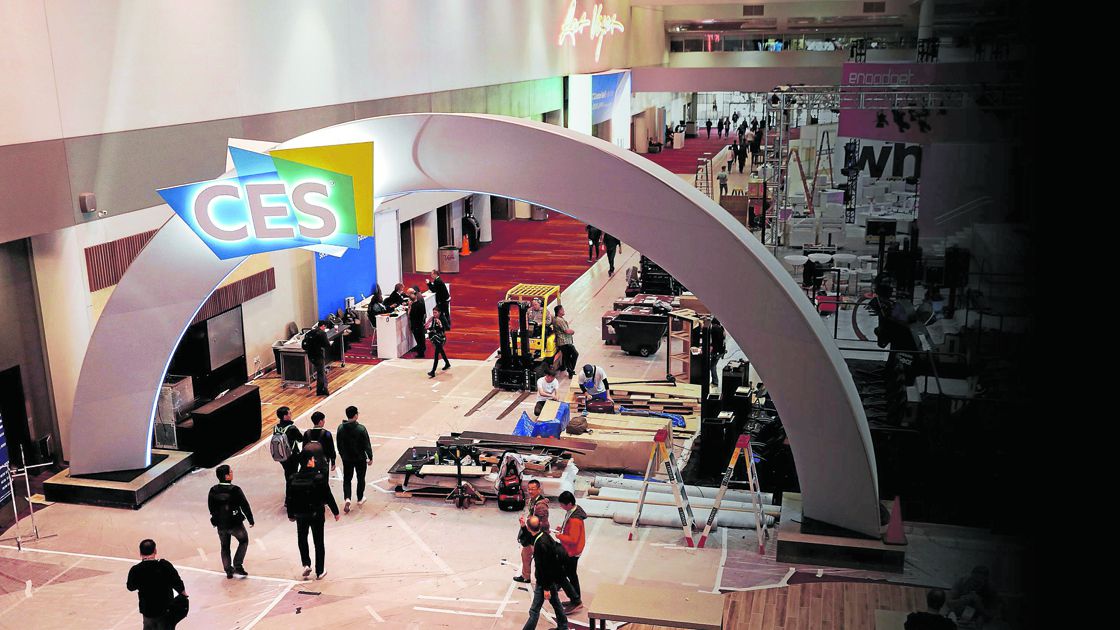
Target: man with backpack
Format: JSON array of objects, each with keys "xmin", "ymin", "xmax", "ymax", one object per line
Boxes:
[
  {"xmin": 271, "ymin": 406, "xmax": 303, "ymax": 507},
  {"xmin": 520, "ymin": 515, "xmax": 569, "ymax": 630},
  {"xmin": 302, "ymin": 411, "xmax": 336, "ymax": 479},
  {"xmin": 286, "ymin": 456, "xmax": 340, "ymax": 580},
  {"xmin": 336, "ymin": 405, "xmax": 373, "ymax": 514},
  {"xmin": 207, "ymin": 464, "xmax": 255, "ymax": 579}
]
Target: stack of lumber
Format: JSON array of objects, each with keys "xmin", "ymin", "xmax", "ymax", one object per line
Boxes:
[{"xmin": 567, "ymin": 381, "xmax": 702, "ymax": 417}]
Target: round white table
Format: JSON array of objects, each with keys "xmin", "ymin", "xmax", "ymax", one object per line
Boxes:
[
  {"xmin": 808, "ymin": 253, "xmax": 833, "ymax": 266},
  {"xmin": 832, "ymin": 253, "xmax": 857, "ymax": 268},
  {"xmin": 783, "ymin": 254, "xmax": 808, "ymax": 277},
  {"xmin": 857, "ymin": 255, "xmax": 877, "ymax": 270}
]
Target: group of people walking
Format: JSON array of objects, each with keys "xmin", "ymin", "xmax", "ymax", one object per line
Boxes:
[
  {"xmin": 515, "ymin": 486, "xmax": 588, "ymax": 630},
  {"xmin": 585, "ymin": 225, "xmax": 621, "ymax": 276}
]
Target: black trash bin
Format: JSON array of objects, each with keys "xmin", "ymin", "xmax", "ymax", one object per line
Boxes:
[
  {"xmin": 699, "ymin": 416, "xmax": 736, "ymax": 478},
  {"xmin": 611, "ymin": 311, "xmax": 668, "ymax": 357}
]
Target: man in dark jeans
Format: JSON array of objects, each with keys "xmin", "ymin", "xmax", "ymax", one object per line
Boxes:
[
  {"xmin": 126, "ymin": 538, "xmax": 186, "ymax": 629},
  {"xmin": 585, "ymin": 225, "xmax": 602, "ymax": 262},
  {"xmin": 273, "ymin": 406, "xmax": 303, "ymax": 507},
  {"xmin": 336, "ymin": 405, "xmax": 373, "ymax": 514},
  {"xmin": 302, "ymin": 320, "xmax": 331, "ymax": 396},
  {"xmin": 207, "ymin": 464, "xmax": 255, "ymax": 579},
  {"xmin": 287, "ymin": 456, "xmax": 340, "ymax": 580},
  {"xmin": 408, "ymin": 289, "xmax": 427, "ymax": 358},
  {"xmin": 520, "ymin": 516, "xmax": 569, "ymax": 630},
  {"xmin": 427, "ymin": 269, "xmax": 451, "ymax": 329},
  {"xmin": 602, "ymin": 233, "xmax": 621, "ymax": 276}
]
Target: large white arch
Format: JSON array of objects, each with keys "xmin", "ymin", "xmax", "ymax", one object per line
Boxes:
[{"xmin": 69, "ymin": 114, "xmax": 880, "ymax": 537}]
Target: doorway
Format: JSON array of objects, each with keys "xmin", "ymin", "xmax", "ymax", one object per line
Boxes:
[
  {"xmin": 0, "ymin": 366, "xmax": 30, "ymax": 467},
  {"xmin": 400, "ymin": 221, "xmax": 415, "ymax": 273}
]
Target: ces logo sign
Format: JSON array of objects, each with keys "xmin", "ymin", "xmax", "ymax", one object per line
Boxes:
[{"xmin": 158, "ymin": 142, "xmax": 374, "ymax": 259}]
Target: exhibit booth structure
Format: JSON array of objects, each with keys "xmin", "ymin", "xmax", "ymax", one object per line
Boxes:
[{"xmin": 48, "ymin": 114, "xmax": 896, "ymax": 569}]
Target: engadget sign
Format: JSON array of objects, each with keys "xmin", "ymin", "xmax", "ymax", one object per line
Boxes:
[{"xmin": 159, "ymin": 142, "xmax": 374, "ymax": 259}]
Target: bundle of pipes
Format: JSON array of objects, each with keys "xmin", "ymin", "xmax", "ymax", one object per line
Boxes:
[
  {"xmin": 580, "ymin": 497, "xmax": 775, "ymax": 530},
  {"xmin": 588, "ymin": 487, "xmax": 781, "ymax": 517},
  {"xmin": 591, "ymin": 475, "xmax": 775, "ymax": 505}
]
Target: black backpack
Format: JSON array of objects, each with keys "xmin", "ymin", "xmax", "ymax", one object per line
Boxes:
[
  {"xmin": 497, "ymin": 458, "xmax": 525, "ymax": 512},
  {"xmin": 287, "ymin": 474, "xmax": 320, "ymax": 518}
]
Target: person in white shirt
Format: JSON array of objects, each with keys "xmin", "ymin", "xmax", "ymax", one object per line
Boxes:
[{"xmin": 534, "ymin": 371, "xmax": 559, "ymax": 417}]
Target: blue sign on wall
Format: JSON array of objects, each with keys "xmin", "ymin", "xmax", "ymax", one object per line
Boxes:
[
  {"xmin": 0, "ymin": 412, "xmax": 11, "ymax": 506},
  {"xmin": 314, "ymin": 236, "xmax": 377, "ymax": 320}
]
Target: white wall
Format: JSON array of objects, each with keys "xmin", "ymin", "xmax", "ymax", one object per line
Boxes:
[
  {"xmin": 375, "ymin": 209, "xmax": 402, "ymax": 293},
  {"xmin": 30, "ymin": 227, "xmax": 92, "ymax": 459},
  {"xmin": 241, "ymin": 248, "xmax": 316, "ymax": 373},
  {"xmin": 2, "ymin": 0, "xmax": 663, "ymax": 144},
  {"xmin": 474, "ymin": 194, "xmax": 493, "ymax": 243},
  {"xmin": 411, "ymin": 210, "xmax": 438, "ymax": 273}
]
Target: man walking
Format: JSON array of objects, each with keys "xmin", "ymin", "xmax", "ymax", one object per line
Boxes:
[
  {"xmin": 336, "ymin": 405, "xmax": 373, "ymax": 514},
  {"xmin": 514, "ymin": 480, "xmax": 551, "ymax": 584},
  {"xmin": 271, "ymin": 406, "xmax": 303, "ymax": 506},
  {"xmin": 717, "ymin": 166, "xmax": 729, "ymax": 197},
  {"xmin": 302, "ymin": 411, "xmax": 336, "ymax": 479},
  {"xmin": 520, "ymin": 515, "xmax": 569, "ymax": 630},
  {"xmin": 302, "ymin": 320, "xmax": 331, "ymax": 396},
  {"xmin": 585, "ymin": 225, "xmax": 602, "ymax": 262},
  {"xmin": 427, "ymin": 269, "xmax": 451, "ymax": 329},
  {"xmin": 705, "ymin": 118, "xmax": 712, "ymax": 138},
  {"xmin": 126, "ymin": 539, "xmax": 186, "ymax": 629},
  {"xmin": 603, "ymin": 233, "xmax": 621, "ymax": 276},
  {"xmin": 287, "ymin": 456, "xmax": 341, "ymax": 580},
  {"xmin": 207, "ymin": 465, "xmax": 255, "ymax": 579},
  {"xmin": 555, "ymin": 491, "xmax": 586, "ymax": 612},
  {"xmin": 408, "ymin": 289, "xmax": 427, "ymax": 358}
]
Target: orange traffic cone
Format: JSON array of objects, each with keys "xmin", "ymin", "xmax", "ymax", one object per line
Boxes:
[
  {"xmin": 460, "ymin": 236, "xmax": 472, "ymax": 257},
  {"xmin": 882, "ymin": 496, "xmax": 907, "ymax": 545}
]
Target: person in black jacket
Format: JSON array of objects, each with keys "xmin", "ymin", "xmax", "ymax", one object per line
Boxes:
[
  {"xmin": 426, "ymin": 307, "xmax": 451, "ymax": 378},
  {"xmin": 408, "ymin": 289, "xmax": 427, "ymax": 358},
  {"xmin": 709, "ymin": 318, "xmax": 727, "ymax": 387},
  {"xmin": 383, "ymin": 282, "xmax": 407, "ymax": 309},
  {"xmin": 521, "ymin": 516, "xmax": 569, "ymax": 630},
  {"xmin": 287, "ymin": 457, "xmax": 340, "ymax": 580},
  {"xmin": 602, "ymin": 233, "xmax": 621, "ymax": 276},
  {"xmin": 302, "ymin": 321, "xmax": 331, "ymax": 396},
  {"xmin": 274, "ymin": 406, "xmax": 303, "ymax": 507},
  {"xmin": 585, "ymin": 225, "xmax": 602, "ymax": 262},
  {"xmin": 302, "ymin": 411, "xmax": 336, "ymax": 478},
  {"xmin": 207, "ymin": 464, "xmax": 255, "ymax": 579},
  {"xmin": 427, "ymin": 269, "xmax": 451, "ymax": 329},
  {"xmin": 126, "ymin": 538, "xmax": 186, "ymax": 629},
  {"xmin": 336, "ymin": 405, "xmax": 373, "ymax": 512}
]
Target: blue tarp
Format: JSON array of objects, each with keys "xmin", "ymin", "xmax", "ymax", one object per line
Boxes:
[{"xmin": 512, "ymin": 411, "xmax": 562, "ymax": 438}]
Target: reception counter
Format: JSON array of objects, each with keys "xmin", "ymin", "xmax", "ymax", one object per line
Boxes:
[{"xmin": 354, "ymin": 284, "xmax": 447, "ymax": 359}]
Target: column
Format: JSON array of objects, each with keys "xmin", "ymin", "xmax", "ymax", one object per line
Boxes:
[
  {"xmin": 412, "ymin": 209, "xmax": 439, "ymax": 273},
  {"xmin": 918, "ymin": 0, "xmax": 936, "ymax": 40},
  {"xmin": 375, "ymin": 208, "xmax": 401, "ymax": 292},
  {"xmin": 474, "ymin": 194, "xmax": 493, "ymax": 244}
]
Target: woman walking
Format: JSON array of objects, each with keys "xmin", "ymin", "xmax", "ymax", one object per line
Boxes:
[{"xmin": 426, "ymin": 306, "xmax": 451, "ymax": 378}]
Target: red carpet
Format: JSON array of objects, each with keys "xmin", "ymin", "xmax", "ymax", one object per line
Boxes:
[
  {"xmin": 402, "ymin": 214, "xmax": 603, "ymax": 360},
  {"xmin": 642, "ymin": 133, "xmax": 736, "ymax": 174},
  {"xmin": 342, "ymin": 337, "xmax": 384, "ymax": 365}
]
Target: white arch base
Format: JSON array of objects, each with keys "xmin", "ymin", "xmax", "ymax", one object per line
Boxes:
[{"xmin": 69, "ymin": 114, "xmax": 880, "ymax": 537}]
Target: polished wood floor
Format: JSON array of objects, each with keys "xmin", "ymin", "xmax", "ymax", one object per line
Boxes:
[
  {"xmin": 249, "ymin": 362, "xmax": 374, "ymax": 439},
  {"xmin": 628, "ymin": 582, "xmax": 928, "ymax": 630}
]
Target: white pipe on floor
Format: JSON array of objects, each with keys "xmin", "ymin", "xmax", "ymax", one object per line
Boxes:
[
  {"xmin": 591, "ymin": 475, "xmax": 775, "ymax": 504},
  {"xmin": 581, "ymin": 499, "xmax": 774, "ymax": 530}
]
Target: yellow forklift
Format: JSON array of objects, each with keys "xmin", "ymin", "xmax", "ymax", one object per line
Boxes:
[{"xmin": 492, "ymin": 284, "xmax": 561, "ymax": 390}]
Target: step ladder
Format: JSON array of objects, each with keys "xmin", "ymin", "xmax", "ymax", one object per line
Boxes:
[
  {"xmin": 629, "ymin": 426, "xmax": 697, "ymax": 546},
  {"xmin": 696, "ymin": 434, "xmax": 768, "ymax": 553},
  {"xmin": 813, "ymin": 130, "xmax": 835, "ymax": 195},
  {"xmin": 694, "ymin": 155, "xmax": 713, "ymax": 198}
]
